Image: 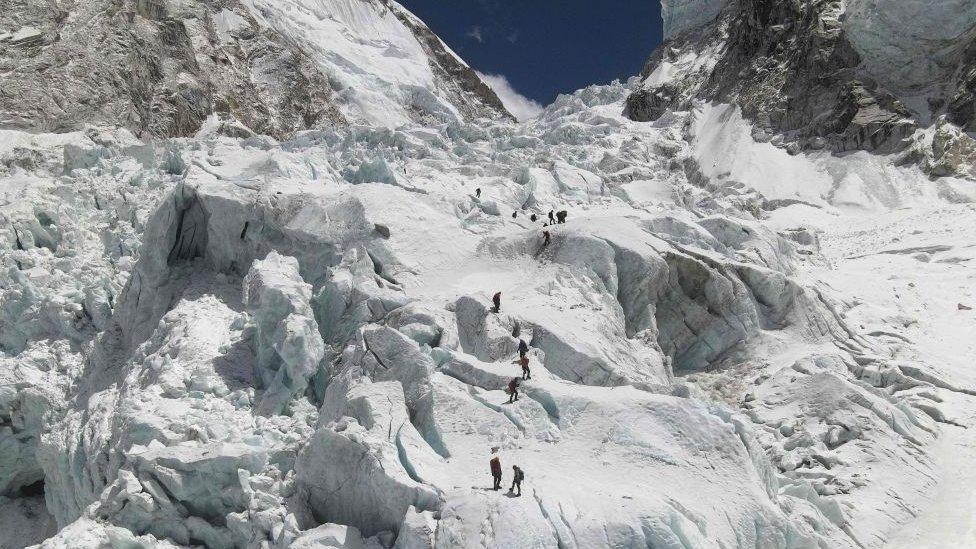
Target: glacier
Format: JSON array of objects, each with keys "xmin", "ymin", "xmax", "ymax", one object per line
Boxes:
[
  {"xmin": 660, "ymin": 0, "xmax": 728, "ymax": 39},
  {"xmin": 1, "ymin": 0, "xmax": 976, "ymax": 548}
]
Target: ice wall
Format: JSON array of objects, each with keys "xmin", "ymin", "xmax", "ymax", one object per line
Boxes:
[
  {"xmin": 844, "ymin": 0, "xmax": 976, "ymax": 93},
  {"xmin": 660, "ymin": 0, "xmax": 728, "ymax": 39}
]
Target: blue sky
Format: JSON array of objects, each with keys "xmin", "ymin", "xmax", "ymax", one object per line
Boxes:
[{"xmin": 398, "ymin": 1, "xmax": 663, "ymax": 117}]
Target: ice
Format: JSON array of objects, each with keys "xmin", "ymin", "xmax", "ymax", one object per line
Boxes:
[
  {"xmin": 31, "ymin": 517, "xmax": 181, "ymax": 548},
  {"xmin": 297, "ymin": 378, "xmax": 442, "ymax": 537},
  {"xmin": 244, "ymin": 252, "xmax": 325, "ymax": 415},
  {"xmin": 1, "ymin": 1, "xmax": 974, "ymax": 546},
  {"xmin": 844, "ymin": 0, "xmax": 976, "ymax": 94},
  {"xmin": 660, "ymin": 0, "xmax": 728, "ymax": 39},
  {"xmin": 291, "ymin": 523, "xmax": 366, "ymax": 549},
  {"xmin": 0, "ymin": 494, "xmax": 58, "ymax": 549}
]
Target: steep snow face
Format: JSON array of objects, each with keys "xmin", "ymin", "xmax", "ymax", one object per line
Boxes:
[
  {"xmin": 660, "ymin": 0, "xmax": 728, "ymax": 38},
  {"xmin": 844, "ymin": 0, "xmax": 976, "ymax": 94},
  {"xmin": 241, "ymin": 0, "xmax": 508, "ymax": 127}
]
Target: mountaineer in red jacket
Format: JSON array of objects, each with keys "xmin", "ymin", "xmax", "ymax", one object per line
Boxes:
[{"xmin": 490, "ymin": 454, "xmax": 502, "ymax": 490}]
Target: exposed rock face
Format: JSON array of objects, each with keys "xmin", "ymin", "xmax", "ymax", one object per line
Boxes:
[
  {"xmin": 0, "ymin": 0, "xmax": 510, "ymax": 139},
  {"xmin": 948, "ymin": 40, "xmax": 976, "ymax": 132},
  {"xmin": 628, "ymin": 0, "xmax": 976, "ymax": 175},
  {"xmin": 385, "ymin": 2, "xmax": 512, "ymax": 122}
]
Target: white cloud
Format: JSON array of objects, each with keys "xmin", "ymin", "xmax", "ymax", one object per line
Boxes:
[
  {"xmin": 476, "ymin": 71, "xmax": 544, "ymax": 122},
  {"xmin": 465, "ymin": 26, "xmax": 483, "ymax": 43}
]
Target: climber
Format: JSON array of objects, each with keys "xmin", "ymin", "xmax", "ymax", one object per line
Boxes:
[
  {"xmin": 542, "ymin": 230, "xmax": 551, "ymax": 246},
  {"xmin": 476, "ymin": 187, "xmax": 482, "ymax": 198},
  {"xmin": 530, "ymin": 213, "xmax": 538, "ymax": 222},
  {"xmin": 492, "ymin": 291, "xmax": 502, "ymax": 313},
  {"xmin": 512, "ymin": 321, "xmax": 521, "ymax": 338},
  {"xmin": 510, "ymin": 465, "xmax": 524, "ymax": 496},
  {"xmin": 548, "ymin": 210, "xmax": 555, "ymax": 224},
  {"xmin": 490, "ymin": 453, "xmax": 502, "ymax": 490},
  {"xmin": 507, "ymin": 377, "xmax": 520, "ymax": 403},
  {"xmin": 556, "ymin": 210, "xmax": 567, "ymax": 224},
  {"xmin": 520, "ymin": 355, "xmax": 531, "ymax": 380},
  {"xmin": 512, "ymin": 211, "xmax": 517, "ymax": 219},
  {"xmin": 518, "ymin": 338, "xmax": 529, "ymax": 359}
]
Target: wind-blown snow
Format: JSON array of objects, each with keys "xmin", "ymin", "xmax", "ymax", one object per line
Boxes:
[{"xmin": 475, "ymin": 72, "xmax": 544, "ymax": 122}]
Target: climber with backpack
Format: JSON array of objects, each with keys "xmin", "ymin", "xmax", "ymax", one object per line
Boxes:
[
  {"xmin": 518, "ymin": 338, "xmax": 529, "ymax": 359},
  {"xmin": 490, "ymin": 453, "xmax": 502, "ymax": 490},
  {"xmin": 520, "ymin": 355, "xmax": 531, "ymax": 380},
  {"xmin": 492, "ymin": 291, "xmax": 502, "ymax": 313},
  {"xmin": 508, "ymin": 377, "xmax": 520, "ymax": 403},
  {"xmin": 510, "ymin": 465, "xmax": 524, "ymax": 496}
]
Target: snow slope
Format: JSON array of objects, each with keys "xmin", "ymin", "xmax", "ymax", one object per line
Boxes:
[{"xmin": 2, "ymin": 1, "xmax": 976, "ymax": 548}]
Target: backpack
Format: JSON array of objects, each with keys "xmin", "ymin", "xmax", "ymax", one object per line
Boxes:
[{"xmin": 515, "ymin": 468, "xmax": 525, "ymax": 482}]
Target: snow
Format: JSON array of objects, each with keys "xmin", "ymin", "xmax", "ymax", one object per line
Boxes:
[
  {"xmin": 240, "ymin": 0, "xmax": 458, "ymax": 127},
  {"xmin": 689, "ymin": 102, "xmax": 948, "ymax": 211},
  {"xmin": 1, "ymin": 2, "xmax": 976, "ymax": 548}
]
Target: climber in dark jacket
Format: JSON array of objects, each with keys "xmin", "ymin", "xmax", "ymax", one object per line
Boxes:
[
  {"xmin": 508, "ymin": 377, "xmax": 520, "ymax": 403},
  {"xmin": 518, "ymin": 338, "xmax": 529, "ymax": 359},
  {"xmin": 548, "ymin": 210, "xmax": 555, "ymax": 224},
  {"xmin": 492, "ymin": 291, "xmax": 502, "ymax": 313},
  {"xmin": 490, "ymin": 455, "xmax": 502, "ymax": 490},
  {"xmin": 530, "ymin": 213, "xmax": 538, "ymax": 222},
  {"xmin": 542, "ymin": 230, "xmax": 551, "ymax": 246},
  {"xmin": 510, "ymin": 465, "xmax": 524, "ymax": 496},
  {"xmin": 556, "ymin": 210, "xmax": 567, "ymax": 224}
]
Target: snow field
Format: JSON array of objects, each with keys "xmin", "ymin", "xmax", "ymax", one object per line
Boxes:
[{"xmin": 0, "ymin": 74, "xmax": 974, "ymax": 548}]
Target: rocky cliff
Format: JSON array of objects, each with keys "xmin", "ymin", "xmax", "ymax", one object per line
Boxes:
[
  {"xmin": 627, "ymin": 0, "xmax": 976, "ymax": 178},
  {"xmin": 0, "ymin": 0, "xmax": 510, "ymax": 139}
]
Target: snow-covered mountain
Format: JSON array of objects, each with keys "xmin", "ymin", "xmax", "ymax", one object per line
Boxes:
[
  {"xmin": 1, "ymin": 1, "xmax": 975, "ymax": 548},
  {"xmin": 629, "ymin": 0, "xmax": 976, "ymax": 179},
  {"xmin": 0, "ymin": 0, "xmax": 510, "ymax": 138}
]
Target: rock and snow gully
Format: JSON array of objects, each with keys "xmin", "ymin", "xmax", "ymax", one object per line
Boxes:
[{"xmin": 1, "ymin": 0, "xmax": 975, "ymax": 548}]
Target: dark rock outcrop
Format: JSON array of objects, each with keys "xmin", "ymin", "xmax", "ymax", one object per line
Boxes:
[{"xmin": 627, "ymin": 0, "xmax": 975, "ymax": 169}]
